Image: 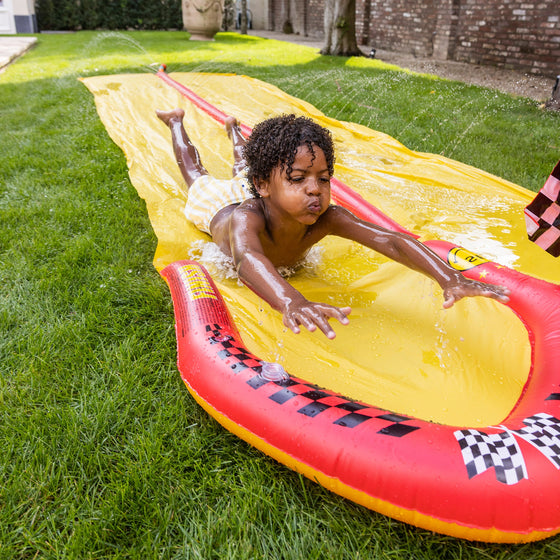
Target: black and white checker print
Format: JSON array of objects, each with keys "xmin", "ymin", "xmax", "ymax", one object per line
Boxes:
[
  {"xmin": 207, "ymin": 325, "xmax": 264, "ymax": 375},
  {"xmin": 454, "ymin": 428, "xmax": 528, "ymax": 485},
  {"xmin": 206, "ymin": 323, "xmax": 560, "ymax": 478},
  {"xmin": 206, "ymin": 324, "xmax": 421, "ymax": 436},
  {"xmin": 514, "ymin": 413, "xmax": 560, "ymax": 469},
  {"xmin": 264, "ymin": 383, "xmax": 420, "ymax": 434}
]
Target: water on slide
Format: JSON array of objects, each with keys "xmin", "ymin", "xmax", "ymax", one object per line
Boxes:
[{"xmin": 81, "ymin": 72, "xmax": 559, "ymax": 427}]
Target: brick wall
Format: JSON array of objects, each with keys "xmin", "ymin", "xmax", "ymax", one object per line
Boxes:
[
  {"xmin": 307, "ymin": 0, "xmax": 324, "ymax": 36},
  {"xmin": 357, "ymin": 0, "xmax": 440, "ymax": 57},
  {"xmin": 452, "ymin": 1, "xmax": 559, "ymax": 75},
  {"xmin": 268, "ymin": 0, "xmax": 559, "ymax": 77},
  {"xmin": 269, "ymin": 0, "xmax": 324, "ymax": 36}
]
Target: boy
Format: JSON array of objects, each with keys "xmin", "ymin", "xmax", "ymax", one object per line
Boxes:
[{"xmin": 156, "ymin": 109, "xmax": 510, "ymax": 339}]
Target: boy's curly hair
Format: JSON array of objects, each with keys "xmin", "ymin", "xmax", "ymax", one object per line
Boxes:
[{"xmin": 243, "ymin": 114, "xmax": 335, "ymax": 197}]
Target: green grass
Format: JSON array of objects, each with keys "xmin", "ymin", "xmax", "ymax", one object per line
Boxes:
[{"xmin": 1, "ymin": 30, "xmax": 559, "ymax": 559}]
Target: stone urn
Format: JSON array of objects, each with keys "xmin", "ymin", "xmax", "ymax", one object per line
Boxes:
[{"xmin": 182, "ymin": 0, "xmax": 224, "ymax": 40}]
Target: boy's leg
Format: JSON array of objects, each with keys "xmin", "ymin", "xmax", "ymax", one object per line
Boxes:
[
  {"xmin": 224, "ymin": 116, "xmax": 247, "ymax": 177},
  {"xmin": 156, "ymin": 108, "xmax": 207, "ymax": 188}
]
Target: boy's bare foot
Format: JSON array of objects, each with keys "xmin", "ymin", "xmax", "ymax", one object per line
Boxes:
[
  {"xmin": 156, "ymin": 108, "xmax": 185, "ymax": 127},
  {"xmin": 224, "ymin": 116, "xmax": 241, "ymax": 140}
]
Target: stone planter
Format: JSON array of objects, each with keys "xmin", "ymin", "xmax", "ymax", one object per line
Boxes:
[{"xmin": 182, "ymin": 0, "xmax": 224, "ymax": 40}]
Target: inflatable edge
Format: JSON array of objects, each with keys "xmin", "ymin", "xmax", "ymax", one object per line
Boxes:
[{"xmin": 186, "ymin": 379, "xmax": 559, "ymax": 544}]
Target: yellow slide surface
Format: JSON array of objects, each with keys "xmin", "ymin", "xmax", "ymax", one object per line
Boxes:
[{"xmin": 81, "ymin": 72, "xmax": 558, "ymax": 427}]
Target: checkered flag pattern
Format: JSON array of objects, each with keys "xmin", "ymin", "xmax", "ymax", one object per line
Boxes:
[
  {"xmin": 263, "ymin": 379, "xmax": 420, "ymax": 434},
  {"xmin": 206, "ymin": 324, "xmax": 422, "ymax": 436},
  {"xmin": 454, "ymin": 429, "xmax": 528, "ymax": 485},
  {"xmin": 524, "ymin": 160, "xmax": 560, "ymax": 257},
  {"xmin": 514, "ymin": 413, "xmax": 560, "ymax": 469},
  {"xmin": 207, "ymin": 325, "xmax": 264, "ymax": 375}
]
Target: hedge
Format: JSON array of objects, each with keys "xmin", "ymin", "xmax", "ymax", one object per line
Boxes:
[{"xmin": 36, "ymin": 0, "xmax": 182, "ymax": 31}]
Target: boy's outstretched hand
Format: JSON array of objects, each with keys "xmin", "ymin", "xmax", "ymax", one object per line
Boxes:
[
  {"xmin": 442, "ymin": 277, "xmax": 511, "ymax": 309},
  {"xmin": 281, "ymin": 279, "xmax": 510, "ymax": 339},
  {"xmin": 280, "ymin": 279, "xmax": 511, "ymax": 338},
  {"xmin": 282, "ymin": 300, "xmax": 352, "ymax": 339}
]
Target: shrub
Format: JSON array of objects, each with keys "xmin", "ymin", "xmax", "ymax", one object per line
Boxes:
[{"xmin": 36, "ymin": 0, "xmax": 182, "ymax": 31}]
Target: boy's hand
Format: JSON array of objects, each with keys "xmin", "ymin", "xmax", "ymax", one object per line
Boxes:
[
  {"xmin": 282, "ymin": 301, "xmax": 352, "ymax": 339},
  {"xmin": 442, "ymin": 278, "xmax": 511, "ymax": 309}
]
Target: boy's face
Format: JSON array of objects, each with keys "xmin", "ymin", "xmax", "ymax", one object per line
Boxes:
[{"xmin": 256, "ymin": 145, "xmax": 331, "ymax": 226}]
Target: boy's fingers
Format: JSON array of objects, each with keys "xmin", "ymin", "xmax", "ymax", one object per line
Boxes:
[
  {"xmin": 283, "ymin": 304, "xmax": 351, "ymax": 339},
  {"xmin": 301, "ymin": 308, "xmax": 335, "ymax": 338},
  {"xmin": 494, "ymin": 294, "xmax": 510, "ymax": 303},
  {"xmin": 468, "ymin": 282, "xmax": 510, "ymax": 303},
  {"xmin": 312, "ymin": 305, "xmax": 352, "ymax": 338},
  {"xmin": 283, "ymin": 315, "xmax": 300, "ymax": 334},
  {"xmin": 316, "ymin": 317, "xmax": 337, "ymax": 339},
  {"xmin": 336, "ymin": 306, "xmax": 352, "ymax": 323},
  {"xmin": 442, "ymin": 294, "xmax": 456, "ymax": 309},
  {"xmin": 490, "ymin": 285, "xmax": 511, "ymax": 302},
  {"xmin": 292, "ymin": 310, "xmax": 319, "ymax": 334},
  {"xmin": 443, "ymin": 283, "xmax": 511, "ymax": 308},
  {"xmin": 301, "ymin": 316, "xmax": 318, "ymax": 332}
]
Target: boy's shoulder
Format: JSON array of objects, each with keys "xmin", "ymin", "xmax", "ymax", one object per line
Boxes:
[
  {"xmin": 317, "ymin": 204, "xmax": 365, "ymax": 236},
  {"xmin": 319, "ymin": 204, "xmax": 349, "ymax": 224},
  {"xmin": 230, "ymin": 197, "xmax": 266, "ymax": 226},
  {"xmin": 236, "ymin": 197, "xmax": 264, "ymax": 215}
]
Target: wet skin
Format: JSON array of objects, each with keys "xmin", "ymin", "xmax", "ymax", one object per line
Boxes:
[
  {"xmin": 155, "ymin": 109, "xmax": 510, "ymax": 339},
  {"xmin": 209, "ymin": 145, "xmax": 511, "ymax": 339}
]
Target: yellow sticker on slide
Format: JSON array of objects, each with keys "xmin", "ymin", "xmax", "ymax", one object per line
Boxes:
[
  {"xmin": 447, "ymin": 247, "xmax": 490, "ymax": 271},
  {"xmin": 179, "ymin": 264, "xmax": 218, "ymax": 301}
]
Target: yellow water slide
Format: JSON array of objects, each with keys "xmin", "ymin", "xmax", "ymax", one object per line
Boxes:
[{"xmin": 81, "ymin": 72, "xmax": 558, "ymax": 428}]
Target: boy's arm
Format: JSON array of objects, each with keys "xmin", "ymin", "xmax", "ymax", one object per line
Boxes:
[
  {"xmin": 327, "ymin": 206, "xmax": 510, "ymax": 307},
  {"xmin": 229, "ymin": 208, "xmax": 351, "ymax": 339}
]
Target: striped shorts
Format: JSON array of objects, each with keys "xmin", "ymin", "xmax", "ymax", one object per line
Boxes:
[{"xmin": 184, "ymin": 170, "xmax": 253, "ymax": 234}]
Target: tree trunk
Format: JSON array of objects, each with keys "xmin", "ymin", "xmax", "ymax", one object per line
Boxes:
[
  {"xmin": 239, "ymin": 0, "xmax": 248, "ymax": 35},
  {"xmin": 321, "ymin": 0, "xmax": 363, "ymax": 57}
]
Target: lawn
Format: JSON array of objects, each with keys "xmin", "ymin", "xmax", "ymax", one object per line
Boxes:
[{"xmin": 1, "ymin": 30, "xmax": 559, "ymax": 559}]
